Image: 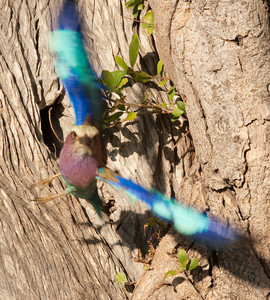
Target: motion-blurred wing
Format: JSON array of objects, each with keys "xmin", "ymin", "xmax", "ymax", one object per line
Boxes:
[
  {"xmin": 97, "ymin": 171, "xmax": 241, "ymax": 249},
  {"xmin": 49, "ymin": 0, "xmax": 102, "ymax": 127}
]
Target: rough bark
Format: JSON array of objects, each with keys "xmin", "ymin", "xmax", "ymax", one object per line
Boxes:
[
  {"xmin": 133, "ymin": 0, "xmax": 270, "ymax": 299},
  {"xmin": 0, "ymin": 0, "xmax": 269, "ymax": 300},
  {"xmin": 0, "ymin": 0, "xmax": 189, "ymax": 299}
]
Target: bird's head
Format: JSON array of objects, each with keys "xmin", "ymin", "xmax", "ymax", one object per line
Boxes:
[{"xmin": 68, "ymin": 125, "xmax": 99, "ymax": 156}]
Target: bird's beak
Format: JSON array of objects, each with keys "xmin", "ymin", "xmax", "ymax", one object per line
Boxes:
[{"xmin": 78, "ymin": 135, "xmax": 93, "ymax": 147}]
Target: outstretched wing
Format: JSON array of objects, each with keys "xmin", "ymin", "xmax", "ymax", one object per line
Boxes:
[
  {"xmin": 97, "ymin": 169, "xmax": 241, "ymax": 249},
  {"xmin": 49, "ymin": 0, "xmax": 102, "ymax": 127}
]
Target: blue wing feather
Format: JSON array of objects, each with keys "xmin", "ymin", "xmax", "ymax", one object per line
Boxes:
[
  {"xmin": 97, "ymin": 172, "xmax": 241, "ymax": 249},
  {"xmin": 58, "ymin": 0, "xmax": 81, "ymax": 32},
  {"xmin": 49, "ymin": 0, "xmax": 102, "ymax": 126}
]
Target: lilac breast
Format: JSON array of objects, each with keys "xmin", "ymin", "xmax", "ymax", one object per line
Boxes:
[{"xmin": 59, "ymin": 146, "xmax": 98, "ymax": 189}]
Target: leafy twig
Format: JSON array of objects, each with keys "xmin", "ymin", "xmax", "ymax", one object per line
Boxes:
[{"xmin": 163, "ymin": 249, "xmax": 199, "ymax": 280}]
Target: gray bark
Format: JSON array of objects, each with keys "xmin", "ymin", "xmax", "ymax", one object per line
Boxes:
[{"xmin": 0, "ymin": 0, "xmax": 269, "ymax": 299}]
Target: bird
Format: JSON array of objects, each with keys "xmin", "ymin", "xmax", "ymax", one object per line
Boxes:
[
  {"xmin": 45, "ymin": 0, "xmax": 242, "ymax": 249},
  {"xmin": 46, "ymin": 0, "xmax": 106, "ymax": 216}
]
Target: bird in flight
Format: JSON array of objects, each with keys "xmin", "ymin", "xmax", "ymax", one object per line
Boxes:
[{"xmin": 38, "ymin": 0, "xmax": 242, "ymax": 249}]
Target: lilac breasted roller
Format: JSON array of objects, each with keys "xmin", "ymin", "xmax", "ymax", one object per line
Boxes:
[
  {"xmin": 48, "ymin": 0, "xmax": 242, "ymax": 249},
  {"xmin": 48, "ymin": 0, "xmax": 106, "ymax": 216}
]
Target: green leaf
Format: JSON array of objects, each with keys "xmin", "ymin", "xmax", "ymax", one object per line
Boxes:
[
  {"xmin": 125, "ymin": 0, "xmax": 144, "ymax": 15},
  {"xmin": 158, "ymin": 80, "xmax": 167, "ymax": 87},
  {"xmin": 172, "ymin": 107, "xmax": 184, "ymax": 118},
  {"xmin": 144, "ymin": 10, "xmax": 154, "ymax": 24},
  {"xmin": 126, "ymin": 111, "xmax": 137, "ymax": 121},
  {"xmin": 133, "ymin": 71, "xmax": 152, "ymax": 83},
  {"xmin": 115, "ymin": 272, "xmax": 127, "ymax": 284},
  {"xmin": 115, "ymin": 56, "xmax": 128, "ymax": 71},
  {"xmin": 133, "ymin": 6, "xmax": 139, "ymax": 18},
  {"xmin": 125, "ymin": 0, "xmax": 137, "ymax": 8},
  {"xmin": 112, "ymin": 70, "xmax": 126, "ymax": 86},
  {"xmin": 168, "ymin": 90, "xmax": 175, "ymax": 101},
  {"xmin": 177, "ymin": 249, "xmax": 188, "ymax": 269},
  {"xmin": 117, "ymin": 104, "xmax": 126, "ymax": 111},
  {"xmin": 157, "ymin": 59, "xmax": 163, "ymax": 75},
  {"xmin": 142, "ymin": 23, "xmax": 150, "ymax": 29},
  {"xmin": 105, "ymin": 112, "xmax": 123, "ymax": 124},
  {"xmin": 186, "ymin": 258, "xmax": 198, "ymax": 271},
  {"xmin": 167, "ymin": 87, "xmax": 175, "ymax": 101},
  {"xmin": 142, "ymin": 10, "xmax": 154, "ymax": 35},
  {"xmin": 101, "ymin": 70, "xmax": 114, "ymax": 88},
  {"xmin": 147, "ymin": 26, "xmax": 154, "ymax": 36},
  {"xmin": 117, "ymin": 77, "xmax": 129, "ymax": 89},
  {"xmin": 167, "ymin": 86, "xmax": 175, "ymax": 93},
  {"xmin": 163, "ymin": 270, "xmax": 178, "ymax": 280},
  {"xmin": 141, "ymin": 98, "xmax": 147, "ymax": 104},
  {"xmin": 160, "ymin": 103, "xmax": 167, "ymax": 108},
  {"xmin": 176, "ymin": 101, "xmax": 185, "ymax": 111},
  {"xmin": 102, "ymin": 70, "xmax": 126, "ymax": 92},
  {"xmin": 129, "ymin": 34, "xmax": 139, "ymax": 68}
]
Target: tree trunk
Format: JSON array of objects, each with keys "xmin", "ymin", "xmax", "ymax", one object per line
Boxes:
[
  {"xmin": 132, "ymin": 0, "xmax": 270, "ymax": 299},
  {"xmin": 0, "ymin": 0, "xmax": 269, "ymax": 300}
]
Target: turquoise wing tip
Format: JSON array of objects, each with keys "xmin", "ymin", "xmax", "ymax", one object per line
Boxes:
[{"xmin": 97, "ymin": 172, "xmax": 242, "ymax": 249}]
